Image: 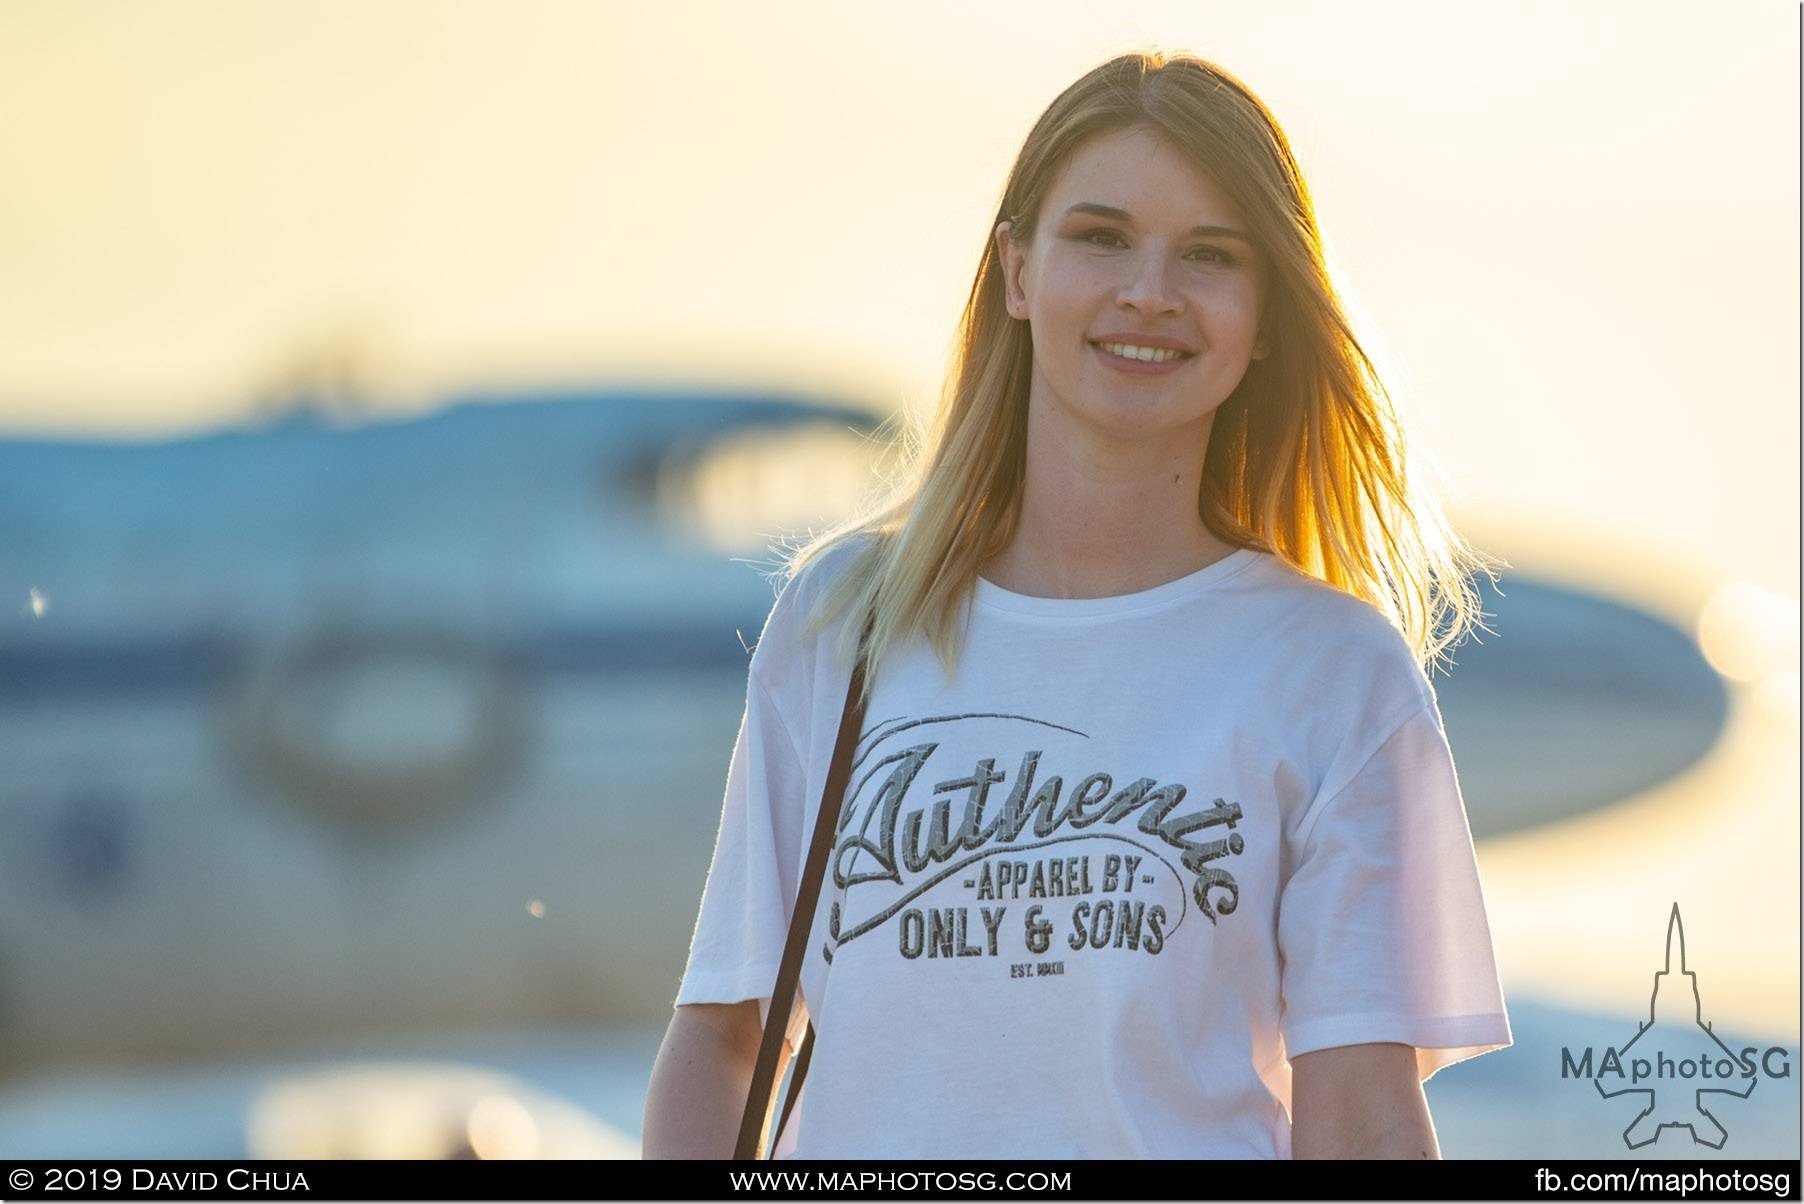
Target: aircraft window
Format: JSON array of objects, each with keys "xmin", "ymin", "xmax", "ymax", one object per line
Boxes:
[{"xmin": 652, "ymin": 421, "xmax": 886, "ymax": 554}]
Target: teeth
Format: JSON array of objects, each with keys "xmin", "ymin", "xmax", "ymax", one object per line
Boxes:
[{"xmin": 1098, "ymin": 341, "xmax": 1187, "ymax": 363}]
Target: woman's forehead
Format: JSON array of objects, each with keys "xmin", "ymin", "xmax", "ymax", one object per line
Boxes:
[{"xmin": 1044, "ymin": 132, "xmax": 1249, "ymax": 231}]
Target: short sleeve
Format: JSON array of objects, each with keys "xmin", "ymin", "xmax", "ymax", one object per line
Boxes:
[
  {"xmin": 672, "ymin": 672, "xmax": 812, "ymax": 1053},
  {"xmin": 1277, "ymin": 701, "xmax": 1513, "ymax": 1080}
]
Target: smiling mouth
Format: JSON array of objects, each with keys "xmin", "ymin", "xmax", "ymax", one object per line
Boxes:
[{"xmin": 1089, "ymin": 340, "xmax": 1195, "ymax": 364}]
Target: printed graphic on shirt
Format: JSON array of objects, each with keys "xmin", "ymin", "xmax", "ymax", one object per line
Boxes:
[{"xmin": 823, "ymin": 710, "xmax": 1246, "ymax": 977}]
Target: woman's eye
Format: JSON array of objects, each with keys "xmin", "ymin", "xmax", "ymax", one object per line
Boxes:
[{"xmin": 1077, "ymin": 229, "xmax": 1234, "ymax": 266}]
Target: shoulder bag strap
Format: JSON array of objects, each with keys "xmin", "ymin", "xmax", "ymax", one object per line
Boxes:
[{"xmin": 733, "ymin": 605, "xmax": 874, "ymax": 1160}]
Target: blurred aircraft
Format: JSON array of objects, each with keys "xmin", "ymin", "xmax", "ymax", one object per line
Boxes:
[
  {"xmin": 0, "ymin": 384, "xmax": 1734, "ymax": 1155},
  {"xmin": 0, "ymin": 386, "xmax": 889, "ymax": 1067}
]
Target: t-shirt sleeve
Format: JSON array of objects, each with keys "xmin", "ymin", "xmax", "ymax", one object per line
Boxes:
[
  {"xmin": 671, "ymin": 669, "xmax": 812, "ymax": 1052},
  {"xmin": 1276, "ymin": 700, "xmax": 1513, "ymax": 1080}
]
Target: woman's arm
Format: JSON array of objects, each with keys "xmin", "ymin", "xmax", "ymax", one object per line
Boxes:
[
  {"xmin": 641, "ymin": 1001, "xmax": 790, "ymax": 1159},
  {"xmin": 1289, "ymin": 1042, "xmax": 1440, "ymax": 1159}
]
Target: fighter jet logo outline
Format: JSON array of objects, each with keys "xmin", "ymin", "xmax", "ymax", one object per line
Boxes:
[{"xmin": 1590, "ymin": 902, "xmax": 1757, "ymax": 1149}]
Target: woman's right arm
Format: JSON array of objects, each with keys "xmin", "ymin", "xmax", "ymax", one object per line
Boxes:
[
  {"xmin": 641, "ymin": 1000, "xmax": 787, "ymax": 1159},
  {"xmin": 647, "ymin": 556, "xmax": 839, "ymax": 1159}
]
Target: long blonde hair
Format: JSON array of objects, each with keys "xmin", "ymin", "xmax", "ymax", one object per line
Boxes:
[{"xmin": 777, "ymin": 49, "xmax": 1499, "ymax": 711}]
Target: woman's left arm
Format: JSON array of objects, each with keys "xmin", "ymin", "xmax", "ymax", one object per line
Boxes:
[{"xmin": 1290, "ymin": 1042, "xmax": 1440, "ymax": 1159}]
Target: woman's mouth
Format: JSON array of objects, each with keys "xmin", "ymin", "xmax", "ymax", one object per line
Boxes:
[{"xmin": 1090, "ymin": 340, "xmax": 1194, "ymax": 375}]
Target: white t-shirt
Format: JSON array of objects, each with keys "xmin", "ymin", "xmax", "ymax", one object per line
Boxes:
[{"xmin": 675, "ymin": 536, "xmax": 1512, "ymax": 1159}]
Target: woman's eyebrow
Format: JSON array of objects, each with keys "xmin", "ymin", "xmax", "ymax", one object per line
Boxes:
[{"xmin": 1062, "ymin": 201, "xmax": 1252, "ymax": 243}]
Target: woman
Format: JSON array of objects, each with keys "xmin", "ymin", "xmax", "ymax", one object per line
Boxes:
[{"xmin": 643, "ymin": 49, "xmax": 1512, "ymax": 1160}]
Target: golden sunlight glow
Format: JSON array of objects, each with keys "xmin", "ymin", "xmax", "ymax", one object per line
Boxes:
[
  {"xmin": 465, "ymin": 1094, "xmax": 541, "ymax": 1160},
  {"xmin": 245, "ymin": 1063, "xmax": 634, "ymax": 1159},
  {"xmin": 1698, "ymin": 581, "xmax": 1801, "ymax": 684},
  {"xmin": 1, "ymin": 2, "xmax": 1792, "ymax": 603},
  {"xmin": 1752, "ymin": 670, "xmax": 1800, "ymax": 728}
]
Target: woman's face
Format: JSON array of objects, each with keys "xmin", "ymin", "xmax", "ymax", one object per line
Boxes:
[{"xmin": 997, "ymin": 125, "xmax": 1268, "ymax": 440}]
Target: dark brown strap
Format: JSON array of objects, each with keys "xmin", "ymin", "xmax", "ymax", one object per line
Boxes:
[
  {"xmin": 733, "ymin": 607, "xmax": 873, "ymax": 1160},
  {"xmin": 773, "ymin": 1023, "xmax": 814, "ymax": 1144}
]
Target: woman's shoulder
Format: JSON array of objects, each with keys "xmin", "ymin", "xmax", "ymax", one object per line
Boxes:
[
  {"xmin": 747, "ymin": 530, "xmax": 879, "ymax": 690},
  {"xmin": 1238, "ymin": 551, "xmax": 1415, "ymax": 640},
  {"xmin": 768, "ymin": 529, "xmax": 879, "ymax": 629},
  {"xmin": 1235, "ymin": 550, "xmax": 1439, "ymax": 712},
  {"xmin": 788, "ymin": 529, "xmax": 881, "ymax": 599}
]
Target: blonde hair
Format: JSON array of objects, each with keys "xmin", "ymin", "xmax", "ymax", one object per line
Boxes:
[{"xmin": 776, "ymin": 49, "xmax": 1499, "ymax": 711}]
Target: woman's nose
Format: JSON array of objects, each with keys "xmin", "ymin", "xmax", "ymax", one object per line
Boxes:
[{"xmin": 1116, "ymin": 253, "xmax": 1180, "ymax": 312}]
